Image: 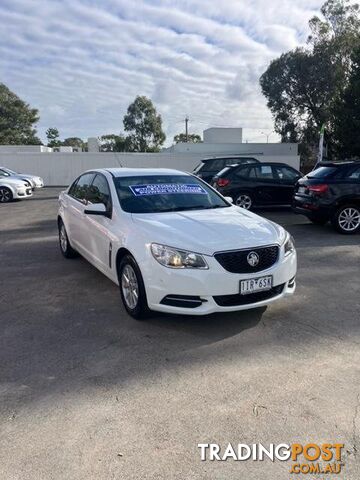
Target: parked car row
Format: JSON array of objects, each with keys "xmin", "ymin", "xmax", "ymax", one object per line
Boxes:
[
  {"xmin": 193, "ymin": 157, "xmax": 360, "ymax": 234},
  {"xmin": 0, "ymin": 166, "xmax": 44, "ymax": 203}
]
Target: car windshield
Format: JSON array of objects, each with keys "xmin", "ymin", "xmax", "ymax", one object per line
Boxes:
[
  {"xmin": 114, "ymin": 175, "xmax": 230, "ymax": 214},
  {"xmin": 0, "ymin": 170, "xmax": 11, "ymax": 177},
  {"xmin": 307, "ymin": 166, "xmax": 337, "ymax": 178}
]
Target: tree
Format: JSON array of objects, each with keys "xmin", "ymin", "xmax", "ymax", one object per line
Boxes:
[
  {"xmin": 334, "ymin": 45, "xmax": 360, "ymax": 158},
  {"xmin": 63, "ymin": 137, "xmax": 84, "ymax": 150},
  {"xmin": 260, "ymin": 0, "xmax": 360, "ymax": 155},
  {"xmin": 173, "ymin": 133, "xmax": 202, "ymax": 144},
  {"xmin": 99, "ymin": 134, "xmax": 128, "ymax": 152},
  {"xmin": 46, "ymin": 127, "xmax": 61, "ymax": 148},
  {"xmin": 0, "ymin": 83, "xmax": 41, "ymax": 144},
  {"xmin": 123, "ymin": 96, "xmax": 166, "ymax": 152}
]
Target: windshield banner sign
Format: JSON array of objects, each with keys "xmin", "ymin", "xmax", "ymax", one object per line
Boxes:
[{"xmin": 129, "ymin": 184, "xmax": 208, "ymax": 196}]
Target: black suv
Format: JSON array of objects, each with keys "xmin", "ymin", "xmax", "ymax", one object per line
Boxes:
[
  {"xmin": 193, "ymin": 157, "xmax": 259, "ymax": 184},
  {"xmin": 212, "ymin": 162, "xmax": 302, "ymax": 209},
  {"xmin": 293, "ymin": 161, "xmax": 360, "ymax": 234}
]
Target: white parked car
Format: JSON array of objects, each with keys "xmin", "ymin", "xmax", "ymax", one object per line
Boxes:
[
  {"xmin": 58, "ymin": 168, "xmax": 297, "ymax": 319},
  {"xmin": 0, "ymin": 176, "xmax": 33, "ymax": 202},
  {"xmin": 0, "ymin": 167, "xmax": 44, "ymax": 189}
]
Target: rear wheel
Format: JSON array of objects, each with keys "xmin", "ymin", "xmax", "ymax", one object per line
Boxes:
[
  {"xmin": 118, "ymin": 255, "xmax": 149, "ymax": 320},
  {"xmin": 331, "ymin": 204, "xmax": 360, "ymax": 234},
  {"xmin": 235, "ymin": 193, "xmax": 253, "ymax": 210},
  {"xmin": 58, "ymin": 220, "xmax": 78, "ymax": 258},
  {"xmin": 0, "ymin": 187, "xmax": 13, "ymax": 203}
]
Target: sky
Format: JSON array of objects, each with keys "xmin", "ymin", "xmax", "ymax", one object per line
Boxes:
[{"xmin": 0, "ymin": 0, "xmax": 325, "ymax": 145}]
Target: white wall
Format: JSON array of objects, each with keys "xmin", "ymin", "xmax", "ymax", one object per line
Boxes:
[{"xmin": 0, "ymin": 151, "xmax": 300, "ymax": 186}]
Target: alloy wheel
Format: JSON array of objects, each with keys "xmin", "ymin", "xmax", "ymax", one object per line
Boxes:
[
  {"xmin": 236, "ymin": 194, "xmax": 252, "ymax": 210},
  {"xmin": 121, "ymin": 264, "xmax": 139, "ymax": 310},
  {"xmin": 0, "ymin": 188, "xmax": 11, "ymax": 203},
  {"xmin": 338, "ymin": 207, "xmax": 360, "ymax": 232}
]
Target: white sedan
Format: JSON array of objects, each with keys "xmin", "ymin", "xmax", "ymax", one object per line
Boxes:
[
  {"xmin": 0, "ymin": 176, "xmax": 33, "ymax": 202},
  {"xmin": 58, "ymin": 168, "xmax": 296, "ymax": 319}
]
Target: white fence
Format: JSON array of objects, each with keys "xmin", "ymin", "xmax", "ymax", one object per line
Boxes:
[{"xmin": 0, "ymin": 151, "xmax": 300, "ymax": 186}]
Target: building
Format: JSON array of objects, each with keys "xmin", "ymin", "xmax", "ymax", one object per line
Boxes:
[{"xmin": 0, "ymin": 128, "xmax": 299, "ymax": 186}]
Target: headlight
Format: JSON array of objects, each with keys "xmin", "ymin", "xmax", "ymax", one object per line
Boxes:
[
  {"xmin": 151, "ymin": 243, "xmax": 208, "ymax": 269},
  {"xmin": 284, "ymin": 235, "xmax": 295, "ymax": 256}
]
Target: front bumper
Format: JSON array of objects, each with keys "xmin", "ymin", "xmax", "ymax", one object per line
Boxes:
[
  {"xmin": 143, "ymin": 248, "xmax": 297, "ymax": 315},
  {"xmin": 14, "ymin": 187, "xmax": 33, "ymax": 199}
]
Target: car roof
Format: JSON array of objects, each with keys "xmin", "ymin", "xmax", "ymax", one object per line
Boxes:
[
  {"xmin": 92, "ymin": 168, "xmax": 188, "ymax": 178},
  {"xmin": 317, "ymin": 160, "xmax": 359, "ymax": 167},
  {"xmin": 200, "ymin": 156, "xmax": 258, "ymax": 162}
]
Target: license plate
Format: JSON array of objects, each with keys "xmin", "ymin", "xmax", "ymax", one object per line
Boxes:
[
  {"xmin": 298, "ymin": 186, "xmax": 306, "ymax": 193},
  {"xmin": 240, "ymin": 276, "xmax": 273, "ymax": 295}
]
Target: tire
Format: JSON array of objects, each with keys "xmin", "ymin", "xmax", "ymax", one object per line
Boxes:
[
  {"xmin": 235, "ymin": 193, "xmax": 253, "ymax": 210},
  {"xmin": 118, "ymin": 255, "xmax": 149, "ymax": 320},
  {"xmin": 0, "ymin": 187, "xmax": 13, "ymax": 203},
  {"xmin": 307, "ymin": 215, "xmax": 328, "ymax": 225},
  {"xmin": 331, "ymin": 204, "xmax": 360, "ymax": 234},
  {"xmin": 58, "ymin": 219, "xmax": 78, "ymax": 258}
]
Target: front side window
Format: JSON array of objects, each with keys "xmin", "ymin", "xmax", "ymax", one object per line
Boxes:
[
  {"xmin": 114, "ymin": 175, "xmax": 230, "ymax": 214},
  {"xmin": 206, "ymin": 159, "xmax": 225, "ymax": 172},
  {"xmin": 88, "ymin": 174, "xmax": 112, "ymax": 210},
  {"xmin": 0, "ymin": 169, "xmax": 11, "ymax": 177},
  {"xmin": 346, "ymin": 166, "xmax": 360, "ymax": 180},
  {"xmin": 274, "ymin": 166, "xmax": 299, "ymax": 180},
  {"xmin": 70, "ymin": 173, "xmax": 95, "ymax": 203}
]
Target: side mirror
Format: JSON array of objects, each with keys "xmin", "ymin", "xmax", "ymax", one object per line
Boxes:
[
  {"xmin": 224, "ymin": 196, "xmax": 233, "ymax": 204},
  {"xmin": 84, "ymin": 203, "xmax": 108, "ymax": 216}
]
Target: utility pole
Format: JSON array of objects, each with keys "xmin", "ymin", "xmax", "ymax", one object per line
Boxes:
[{"xmin": 185, "ymin": 116, "xmax": 189, "ymax": 143}]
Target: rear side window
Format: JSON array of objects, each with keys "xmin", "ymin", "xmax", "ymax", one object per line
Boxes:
[
  {"xmin": 308, "ymin": 167, "xmax": 337, "ymax": 178},
  {"xmin": 69, "ymin": 173, "xmax": 95, "ymax": 203}
]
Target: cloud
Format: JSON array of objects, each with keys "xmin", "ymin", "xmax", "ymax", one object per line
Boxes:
[{"xmin": 0, "ymin": 0, "xmax": 324, "ymax": 144}]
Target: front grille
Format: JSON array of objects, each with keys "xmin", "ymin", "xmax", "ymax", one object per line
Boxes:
[
  {"xmin": 214, "ymin": 284, "xmax": 285, "ymax": 307},
  {"xmin": 214, "ymin": 245, "xmax": 279, "ymax": 273}
]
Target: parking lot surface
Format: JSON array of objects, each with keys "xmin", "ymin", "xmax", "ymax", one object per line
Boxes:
[{"xmin": 1, "ymin": 188, "xmax": 359, "ymax": 479}]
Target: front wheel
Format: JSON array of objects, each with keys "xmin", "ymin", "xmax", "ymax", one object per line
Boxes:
[
  {"xmin": 0, "ymin": 187, "xmax": 13, "ymax": 203},
  {"xmin": 331, "ymin": 205, "xmax": 360, "ymax": 234},
  {"xmin": 118, "ymin": 255, "xmax": 149, "ymax": 320},
  {"xmin": 235, "ymin": 193, "xmax": 253, "ymax": 210}
]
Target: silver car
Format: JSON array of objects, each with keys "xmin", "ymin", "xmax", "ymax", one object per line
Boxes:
[{"xmin": 0, "ymin": 167, "xmax": 44, "ymax": 189}]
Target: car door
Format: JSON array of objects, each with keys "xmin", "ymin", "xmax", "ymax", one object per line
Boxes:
[
  {"xmin": 252, "ymin": 165, "xmax": 278, "ymax": 205},
  {"xmin": 83, "ymin": 173, "xmax": 115, "ymax": 274},
  {"xmin": 273, "ymin": 165, "xmax": 301, "ymax": 204},
  {"xmin": 66, "ymin": 172, "xmax": 95, "ymax": 252}
]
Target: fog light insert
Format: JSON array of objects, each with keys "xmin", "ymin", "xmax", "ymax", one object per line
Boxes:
[
  {"xmin": 288, "ymin": 276, "xmax": 296, "ymax": 288},
  {"xmin": 160, "ymin": 295, "xmax": 205, "ymax": 308}
]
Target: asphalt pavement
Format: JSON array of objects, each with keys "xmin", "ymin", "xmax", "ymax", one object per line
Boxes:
[{"xmin": 0, "ymin": 188, "xmax": 359, "ymax": 479}]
